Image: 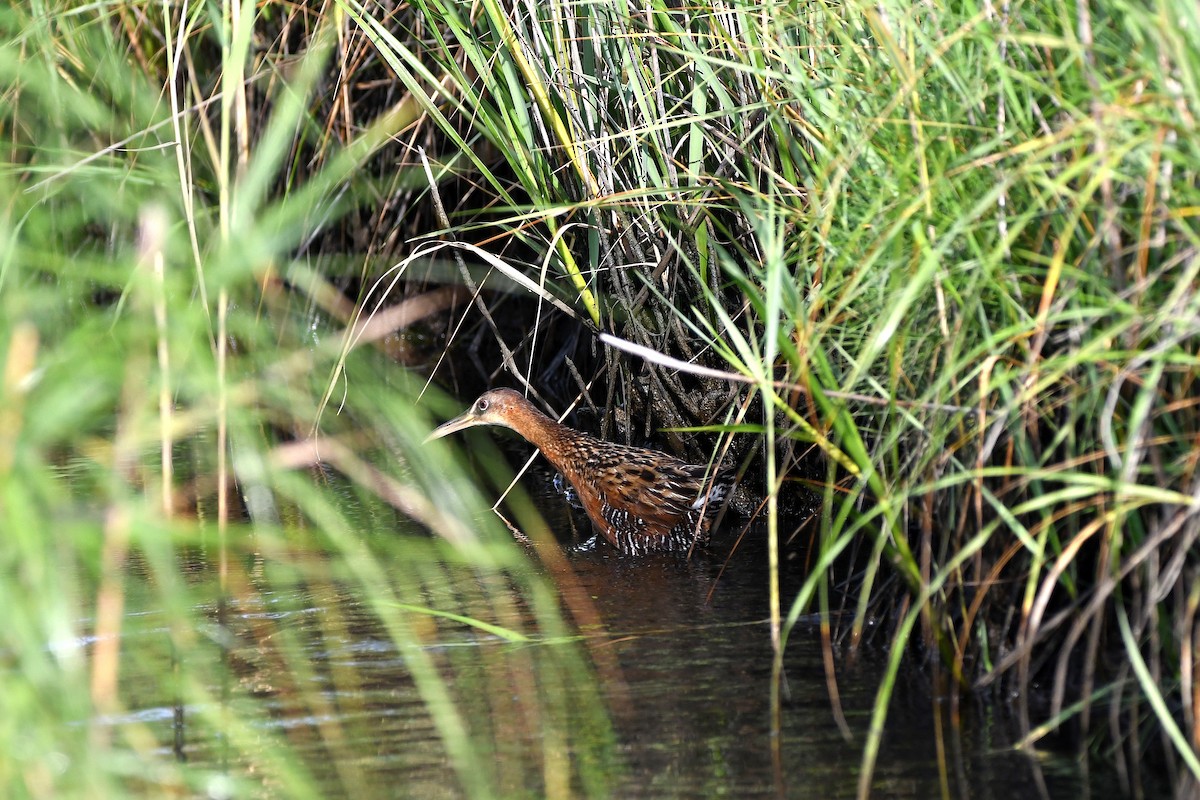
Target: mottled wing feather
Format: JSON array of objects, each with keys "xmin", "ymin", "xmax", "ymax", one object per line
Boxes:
[{"xmin": 554, "ymin": 438, "xmax": 732, "ymax": 552}]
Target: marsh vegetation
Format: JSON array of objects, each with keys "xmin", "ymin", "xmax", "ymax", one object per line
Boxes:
[{"xmin": 3, "ymin": 0, "xmax": 1198, "ymax": 797}]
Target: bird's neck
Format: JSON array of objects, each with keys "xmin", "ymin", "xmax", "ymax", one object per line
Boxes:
[{"xmin": 503, "ymin": 403, "xmax": 579, "ymax": 469}]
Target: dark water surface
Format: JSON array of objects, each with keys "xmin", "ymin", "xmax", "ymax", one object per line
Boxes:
[
  {"xmin": 97, "ymin": 484, "xmax": 1119, "ymax": 799},
  {"xmin": 558, "ymin": 529, "xmax": 1100, "ymax": 800}
]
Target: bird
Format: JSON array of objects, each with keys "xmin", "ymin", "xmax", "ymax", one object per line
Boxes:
[{"xmin": 425, "ymin": 388, "xmax": 734, "ymax": 554}]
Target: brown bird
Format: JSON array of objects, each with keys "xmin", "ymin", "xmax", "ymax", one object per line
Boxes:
[{"xmin": 425, "ymin": 388, "xmax": 734, "ymax": 554}]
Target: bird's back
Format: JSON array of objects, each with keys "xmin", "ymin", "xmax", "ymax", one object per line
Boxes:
[{"xmin": 549, "ymin": 434, "xmax": 732, "ymax": 554}]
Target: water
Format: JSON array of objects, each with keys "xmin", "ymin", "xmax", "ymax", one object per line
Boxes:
[
  {"xmin": 95, "ymin": 480, "xmax": 1117, "ymax": 799},
  {"xmin": 558, "ymin": 529, "xmax": 1096, "ymax": 800}
]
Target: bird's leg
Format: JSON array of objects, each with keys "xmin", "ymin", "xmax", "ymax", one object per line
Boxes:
[{"xmin": 552, "ymin": 472, "xmax": 583, "ymax": 509}]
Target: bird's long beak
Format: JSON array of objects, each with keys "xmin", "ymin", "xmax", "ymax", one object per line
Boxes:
[{"xmin": 423, "ymin": 411, "xmax": 482, "ymax": 444}]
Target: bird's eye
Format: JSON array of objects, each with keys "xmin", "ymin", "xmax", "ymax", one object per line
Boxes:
[{"xmin": 476, "ymin": 399, "xmax": 489, "ymax": 412}]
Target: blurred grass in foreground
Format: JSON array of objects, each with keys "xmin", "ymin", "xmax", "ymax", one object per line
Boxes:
[{"xmin": 0, "ymin": 5, "xmax": 612, "ymax": 798}]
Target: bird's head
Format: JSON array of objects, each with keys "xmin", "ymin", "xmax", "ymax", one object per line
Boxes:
[{"xmin": 424, "ymin": 388, "xmax": 531, "ymax": 443}]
